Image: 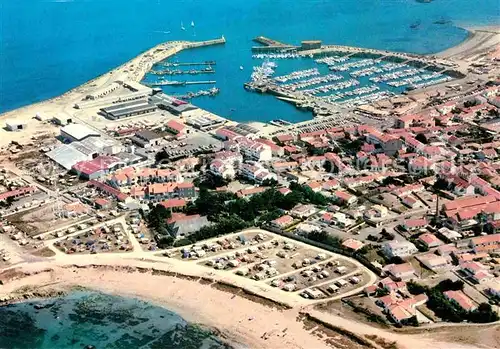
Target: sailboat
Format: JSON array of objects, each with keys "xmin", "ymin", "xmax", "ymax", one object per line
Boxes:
[
  {"xmin": 181, "ymin": 21, "xmax": 185, "ymax": 31},
  {"xmin": 191, "ymin": 20, "xmax": 195, "ymax": 27}
]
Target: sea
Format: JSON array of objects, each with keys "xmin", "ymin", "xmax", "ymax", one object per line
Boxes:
[
  {"xmin": 0, "ymin": 291, "xmax": 231, "ymax": 349},
  {"xmin": 0, "ymin": 0, "xmax": 499, "ymax": 123}
]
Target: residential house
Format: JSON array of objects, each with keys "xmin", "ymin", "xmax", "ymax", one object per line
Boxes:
[
  {"xmin": 418, "ymin": 233, "xmax": 444, "ymax": 249},
  {"xmin": 342, "ymin": 238, "xmax": 365, "ymax": 251},
  {"xmin": 443, "ymin": 290, "xmax": 477, "ymax": 311},
  {"xmin": 416, "ymin": 253, "xmax": 450, "ymax": 272},
  {"xmin": 0, "ymin": 186, "xmax": 37, "ymax": 202},
  {"xmin": 271, "ymin": 215, "xmax": 294, "ymax": 229},
  {"xmin": 322, "ymin": 179, "xmax": 340, "ymax": 191},
  {"xmin": 402, "ymin": 195, "xmax": 420, "ymax": 208},
  {"xmin": 225, "ymin": 136, "xmax": 272, "ymax": 161},
  {"xmin": 333, "ymin": 190, "xmax": 357, "ymax": 205},
  {"xmin": 400, "ymin": 218, "xmax": 428, "ymax": 232},
  {"xmin": 239, "ymin": 163, "xmax": 277, "ymax": 183},
  {"xmin": 290, "ymin": 204, "xmax": 317, "ymax": 218},
  {"xmin": 383, "ymin": 263, "xmax": 416, "ymax": 281},
  {"xmin": 159, "ymin": 198, "xmax": 187, "ymax": 210},
  {"xmin": 382, "ymin": 240, "xmax": 418, "ymax": 258},
  {"xmin": 210, "ymin": 159, "xmax": 236, "ymax": 179},
  {"xmin": 236, "ymin": 187, "xmax": 266, "ymax": 198},
  {"xmin": 167, "ymin": 213, "xmax": 210, "ymax": 238},
  {"xmin": 460, "ymin": 261, "xmax": 494, "ymax": 283}
]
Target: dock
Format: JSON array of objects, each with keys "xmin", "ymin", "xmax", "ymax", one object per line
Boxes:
[
  {"xmin": 149, "ymin": 80, "xmax": 216, "ymax": 87},
  {"xmin": 183, "ymin": 36, "xmax": 226, "ymax": 49},
  {"xmin": 252, "ymin": 36, "xmax": 298, "ymax": 53},
  {"xmin": 163, "ymin": 61, "xmax": 216, "ymax": 67},
  {"xmin": 253, "ymin": 36, "xmax": 291, "ymax": 47},
  {"xmin": 150, "ymin": 67, "xmax": 215, "ymax": 76}
]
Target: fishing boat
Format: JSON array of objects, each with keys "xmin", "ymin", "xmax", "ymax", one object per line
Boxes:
[
  {"xmin": 410, "ymin": 20, "xmax": 421, "ymax": 29},
  {"xmin": 181, "ymin": 21, "xmax": 185, "ymax": 31}
]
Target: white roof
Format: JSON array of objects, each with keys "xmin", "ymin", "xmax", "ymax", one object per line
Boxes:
[
  {"xmin": 46, "ymin": 144, "xmax": 90, "ymax": 170},
  {"xmin": 61, "ymin": 123, "xmax": 100, "ymax": 141}
]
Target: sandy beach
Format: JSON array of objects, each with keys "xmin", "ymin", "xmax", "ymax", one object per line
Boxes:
[
  {"xmin": 436, "ymin": 26, "xmax": 500, "ymax": 60},
  {"xmin": 1, "ymin": 263, "xmax": 497, "ymax": 349}
]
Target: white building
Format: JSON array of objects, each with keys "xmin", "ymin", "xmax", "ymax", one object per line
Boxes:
[
  {"xmin": 239, "ymin": 163, "xmax": 277, "ymax": 183},
  {"xmin": 5, "ymin": 120, "xmax": 27, "ymax": 132},
  {"xmin": 60, "ymin": 123, "xmax": 100, "ymax": 143},
  {"xmin": 210, "ymin": 160, "xmax": 236, "ymax": 179},
  {"xmin": 225, "ymin": 136, "xmax": 272, "ymax": 161},
  {"xmin": 382, "ymin": 240, "xmax": 418, "ymax": 258}
]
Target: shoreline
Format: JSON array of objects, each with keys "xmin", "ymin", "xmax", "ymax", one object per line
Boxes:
[
  {"xmin": 0, "ymin": 25, "xmax": 496, "ymax": 122},
  {"xmin": 0, "ymin": 264, "xmax": 493, "ymax": 349},
  {"xmin": 435, "ymin": 25, "xmax": 500, "ymax": 59}
]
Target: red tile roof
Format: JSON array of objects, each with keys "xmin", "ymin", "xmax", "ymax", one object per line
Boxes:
[
  {"xmin": 160, "ymin": 198, "xmax": 187, "ymax": 209},
  {"xmin": 443, "ymin": 290, "xmax": 476, "ymax": 311},
  {"xmin": 0, "ymin": 186, "xmax": 36, "ymax": 201}
]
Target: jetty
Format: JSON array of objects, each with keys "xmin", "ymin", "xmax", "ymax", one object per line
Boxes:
[
  {"xmin": 163, "ymin": 61, "xmax": 216, "ymax": 67},
  {"xmin": 149, "ymin": 80, "xmax": 216, "ymax": 87},
  {"xmin": 252, "ymin": 36, "xmax": 298, "ymax": 53},
  {"xmin": 126, "ymin": 36, "xmax": 226, "ymax": 82},
  {"xmin": 183, "ymin": 36, "xmax": 226, "ymax": 49},
  {"xmin": 150, "ymin": 67, "xmax": 215, "ymax": 76},
  {"xmin": 253, "ymin": 36, "xmax": 291, "ymax": 47}
]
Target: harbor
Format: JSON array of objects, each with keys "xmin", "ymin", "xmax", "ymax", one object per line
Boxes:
[{"xmin": 243, "ymin": 36, "xmax": 457, "ymax": 119}]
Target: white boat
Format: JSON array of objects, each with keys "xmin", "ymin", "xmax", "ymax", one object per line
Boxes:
[
  {"xmin": 239, "ymin": 66, "xmax": 244, "ymax": 70},
  {"xmin": 191, "ymin": 21, "xmax": 195, "ymax": 27},
  {"xmin": 181, "ymin": 22, "xmax": 185, "ymax": 30}
]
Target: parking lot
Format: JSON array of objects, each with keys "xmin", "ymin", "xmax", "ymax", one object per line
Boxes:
[
  {"xmin": 160, "ymin": 229, "xmax": 376, "ymax": 301},
  {"xmin": 53, "ymin": 221, "xmax": 132, "ymax": 254}
]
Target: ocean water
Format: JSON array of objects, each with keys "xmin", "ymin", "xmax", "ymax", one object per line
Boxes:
[
  {"xmin": 0, "ymin": 0, "xmax": 499, "ymax": 122},
  {"xmin": 0, "ymin": 291, "xmax": 229, "ymax": 349}
]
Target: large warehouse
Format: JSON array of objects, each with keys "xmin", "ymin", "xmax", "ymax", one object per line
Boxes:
[
  {"xmin": 60, "ymin": 123, "xmax": 100, "ymax": 143},
  {"xmin": 47, "ymin": 136, "xmax": 121, "ymax": 170},
  {"xmin": 100, "ymin": 99, "xmax": 157, "ymax": 120},
  {"xmin": 150, "ymin": 93, "xmax": 198, "ymax": 116}
]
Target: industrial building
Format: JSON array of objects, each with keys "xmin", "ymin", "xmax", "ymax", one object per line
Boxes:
[
  {"xmin": 185, "ymin": 114, "xmax": 225, "ymax": 131},
  {"xmin": 150, "ymin": 93, "xmax": 198, "ymax": 116},
  {"xmin": 165, "ymin": 119, "xmax": 185, "ymax": 136},
  {"xmin": 47, "ymin": 135, "xmax": 122, "ymax": 170},
  {"xmin": 46, "ymin": 144, "xmax": 92, "ymax": 170},
  {"xmin": 60, "ymin": 123, "xmax": 100, "ymax": 142},
  {"xmin": 131, "ymin": 130, "xmax": 163, "ymax": 148},
  {"xmin": 53, "ymin": 115, "xmax": 73, "ymax": 126},
  {"xmin": 100, "ymin": 99, "xmax": 157, "ymax": 120},
  {"xmin": 72, "ymin": 155, "xmax": 124, "ymax": 180},
  {"xmin": 5, "ymin": 120, "xmax": 27, "ymax": 132}
]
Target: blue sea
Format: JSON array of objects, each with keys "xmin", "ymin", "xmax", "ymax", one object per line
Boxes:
[
  {"xmin": 0, "ymin": 291, "xmax": 230, "ymax": 349},
  {"xmin": 0, "ymin": 0, "xmax": 498, "ymax": 122}
]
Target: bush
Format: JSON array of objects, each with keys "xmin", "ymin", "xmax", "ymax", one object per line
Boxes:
[
  {"xmin": 407, "ymin": 281, "xmax": 429, "ymax": 295},
  {"xmin": 173, "ymin": 238, "xmax": 193, "ymax": 247},
  {"xmin": 468, "ymin": 303, "xmax": 499, "ymax": 323},
  {"xmin": 436, "ymin": 279, "xmax": 464, "ymax": 292}
]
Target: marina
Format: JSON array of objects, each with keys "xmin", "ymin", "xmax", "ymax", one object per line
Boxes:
[{"xmin": 243, "ymin": 36, "xmax": 457, "ymax": 119}]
